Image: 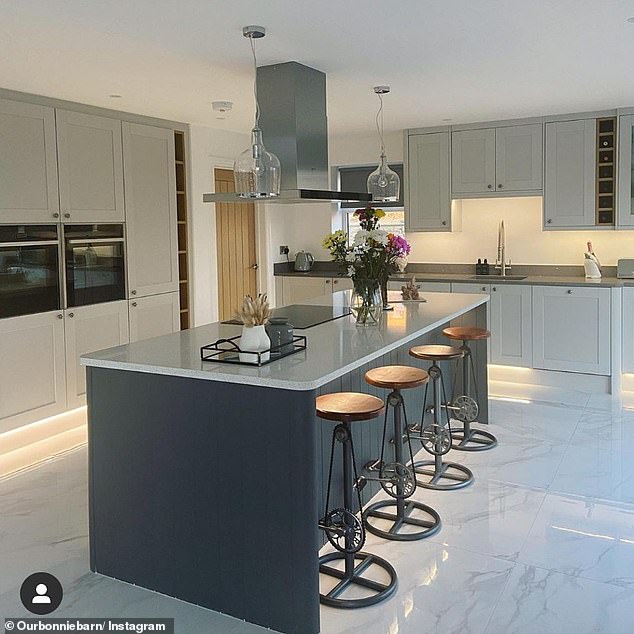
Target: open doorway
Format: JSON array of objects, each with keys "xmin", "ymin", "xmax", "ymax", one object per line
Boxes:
[{"xmin": 214, "ymin": 168, "xmax": 258, "ymax": 320}]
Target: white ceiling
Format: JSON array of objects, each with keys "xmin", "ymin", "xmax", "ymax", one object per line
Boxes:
[{"xmin": 1, "ymin": 0, "xmax": 634, "ymax": 135}]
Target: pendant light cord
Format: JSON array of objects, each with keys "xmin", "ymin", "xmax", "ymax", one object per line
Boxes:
[
  {"xmin": 249, "ymin": 36, "xmax": 260, "ymax": 129},
  {"xmin": 375, "ymin": 93, "xmax": 386, "ymax": 156}
]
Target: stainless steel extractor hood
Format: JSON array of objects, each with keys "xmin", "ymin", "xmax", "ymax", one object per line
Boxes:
[{"xmin": 203, "ymin": 61, "xmax": 372, "ymax": 205}]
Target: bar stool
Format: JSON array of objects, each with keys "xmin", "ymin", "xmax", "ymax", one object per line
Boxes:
[
  {"xmin": 408, "ymin": 346, "xmax": 474, "ymax": 490},
  {"xmin": 316, "ymin": 392, "xmax": 398, "ymax": 608},
  {"xmin": 362, "ymin": 366, "xmax": 442, "ymax": 541},
  {"xmin": 443, "ymin": 326, "xmax": 498, "ymax": 451}
]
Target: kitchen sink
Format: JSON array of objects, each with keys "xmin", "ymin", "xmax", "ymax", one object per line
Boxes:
[{"xmin": 469, "ymin": 275, "xmax": 527, "ymax": 281}]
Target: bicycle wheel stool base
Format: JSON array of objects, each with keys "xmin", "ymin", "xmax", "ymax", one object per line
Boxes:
[
  {"xmin": 363, "ymin": 499, "xmax": 441, "ymax": 541},
  {"xmin": 319, "ymin": 551, "xmax": 397, "ymax": 608},
  {"xmin": 413, "ymin": 459, "xmax": 474, "ymax": 491},
  {"xmin": 450, "ymin": 424, "xmax": 498, "ymax": 452}
]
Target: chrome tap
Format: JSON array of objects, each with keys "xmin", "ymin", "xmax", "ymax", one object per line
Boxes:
[{"xmin": 495, "ymin": 220, "xmax": 511, "ymax": 276}]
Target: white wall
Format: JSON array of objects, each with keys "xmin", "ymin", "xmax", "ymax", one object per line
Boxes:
[{"xmin": 188, "ymin": 124, "xmax": 248, "ymax": 326}]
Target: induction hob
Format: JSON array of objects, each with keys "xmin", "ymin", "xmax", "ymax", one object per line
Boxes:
[{"xmin": 222, "ymin": 304, "xmax": 351, "ymax": 329}]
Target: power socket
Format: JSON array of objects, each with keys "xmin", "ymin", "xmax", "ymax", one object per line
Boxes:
[{"xmin": 279, "ymin": 245, "xmax": 290, "ymax": 256}]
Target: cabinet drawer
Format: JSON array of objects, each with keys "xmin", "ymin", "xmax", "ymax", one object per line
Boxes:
[
  {"xmin": 532, "ymin": 286, "xmax": 610, "ymax": 375},
  {"xmin": 452, "ymin": 283, "xmax": 491, "ymax": 294}
]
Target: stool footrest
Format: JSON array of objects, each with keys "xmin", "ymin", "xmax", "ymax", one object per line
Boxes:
[
  {"xmin": 450, "ymin": 425, "xmax": 498, "ymax": 452},
  {"xmin": 363, "ymin": 499, "xmax": 441, "ymax": 541},
  {"xmin": 319, "ymin": 552, "xmax": 397, "ymax": 608},
  {"xmin": 413, "ymin": 459, "xmax": 474, "ymax": 491}
]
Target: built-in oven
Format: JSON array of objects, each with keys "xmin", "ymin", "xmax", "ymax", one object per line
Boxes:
[
  {"xmin": 64, "ymin": 224, "xmax": 126, "ymax": 307},
  {"xmin": 0, "ymin": 225, "xmax": 61, "ymax": 319}
]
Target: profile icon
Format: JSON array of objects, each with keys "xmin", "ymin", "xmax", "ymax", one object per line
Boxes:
[
  {"xmin": 32, "ymin": 583, "xmax": 51, "ymax": 604},
  {"xmin": 20, "ymin": 572, "xmax": 62, "ymax": 615}
]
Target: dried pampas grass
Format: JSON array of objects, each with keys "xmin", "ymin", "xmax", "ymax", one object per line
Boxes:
[{"xmin": 235, "ymin": 294, "xmax": 272, "ymax": 327}]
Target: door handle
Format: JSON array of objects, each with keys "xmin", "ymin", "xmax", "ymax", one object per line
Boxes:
[{"xmin": 251, "ymin": 264, "xmax": 259, "ymax": 270}]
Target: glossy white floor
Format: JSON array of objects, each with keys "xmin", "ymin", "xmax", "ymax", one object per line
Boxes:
[{"xmin": 2, "ymin": 388, "xmax": 634, "ymax": 633}]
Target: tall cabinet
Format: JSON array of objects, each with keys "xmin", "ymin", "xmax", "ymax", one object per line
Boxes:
[{"xmin": 618, "ymin": 114, "xmax": 634, "ymax": 227}]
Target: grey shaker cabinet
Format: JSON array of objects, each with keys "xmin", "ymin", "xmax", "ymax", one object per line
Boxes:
[
  {"xmin": 451, "ymin": 128, "xmax": 496, "ymax": 195},
  {"xmin": 544, "ymin": 119, "xmax": 596, "ymax": 228},
  {"xmin": 617, "ymin": 114, "xmax": 634, "ymax": 227},
  {"xmin": 0, "ymin": 99, "xmax": 60, "ymax": 223},
  {"xmin": 622, "ymin": 287, "xmax": 634, "ymax": 373},
  {"xmin": 532, "ymin": 286, "xmax": 610, "ymax": 375},
  {"xmin": 495, "ymin": 124, "xmax": 543, "ymax": 192},
  {"xmin": 406, "ymin": 132, "xmax": 452, "ymax": 232},
  {"xmin": 56, "ymin": 110, "xmax": 125, "ymax": 223},
  {"xmin": 489, "ymin": 284, "xmax": 532, "ymax": 367},
  {"xmin": 123, "ymin": 123, "xmax": 179, "ymax": 298}
]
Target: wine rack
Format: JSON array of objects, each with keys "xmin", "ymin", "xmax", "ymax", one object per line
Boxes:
[{"xmin": 596, "ymin": 117, "xmax": 616, "ymax": 225}]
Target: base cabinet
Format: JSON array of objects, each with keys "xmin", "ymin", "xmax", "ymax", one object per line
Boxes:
[
  {"xmin": 532, "ymin": 286, "xmax": 610, "ymax": 375},
  {"xmin": 129, "ymin": 292, "xmax": 180, "ymax": 343},
  {"xmin": 0, "ymin": 311, "xmax": 66, "ymax": 430},
  {"xmin": 623, "ymin": 288, "xmax": 634, "ymax": 372},
  {"xmin": 489, "ymin": 284, "xmax": 532, "ymax": 367},
  {"xmin": 64, "ymin": 301, "xmax": 129, "ymax": 408},
  {"xmin": 388, "ymin": 280, "xmax": 451, "ymax": 292}
]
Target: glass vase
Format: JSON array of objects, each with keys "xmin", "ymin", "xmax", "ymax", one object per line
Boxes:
[{"xmin": 350, "ymin": 280, "xmax": 382, "ymax": 327}]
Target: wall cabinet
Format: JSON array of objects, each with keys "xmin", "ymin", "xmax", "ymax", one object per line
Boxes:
[
  {"xmin": 544, "ymin": 119, "xmax": 596, "ymax": 228},
  {"xmin": 0, "ymin": 311, "xmax": 66, "ymax": 430},
  {"xmin": 129, "ymin": 292, "xmax": 180, "ymax": 343},
  {"xmin": 406, "ymin": 132, "xmax": 452, "ymax": 231},
  {"xmin": 451, "ymin": 128, "xmax": 496, "ymax": 194},
  {"xmin": 64, "ymin": 301, "xmax": 129, "ymax": 408},
  {"xmin": 623, "ymin": 287, "xmax": 634, "ymax": 373},
  {"xmin": 618, "ymin": 114, "xmax": 634, "ymax": 228},
  {"xmin": 451, "ymin": 125, "xmax": 543, "ymax": 195},
  {"xmin": 489, "ymin": 284, "xmax": 532, "ymax": 367},
  {"xmin": 0, "ymin": 99, "xmax": 59, "ymax": 223},
  {"xmin": 56, "ymin": 110, "xmax": 125, "ymax": 223},
  {"xmin": 124, "ymin": 123, "xmax": 179, "ymax": 298},
  {"xmin": 532, "ymin": 286, "xmax": 610, "ymax": 375}
]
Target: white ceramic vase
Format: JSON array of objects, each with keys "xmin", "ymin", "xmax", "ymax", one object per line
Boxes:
[{"xmin": 238, "ymin": 324, "xmax": 271, "ymax": 364}]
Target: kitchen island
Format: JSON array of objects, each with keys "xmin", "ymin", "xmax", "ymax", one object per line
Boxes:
[{"xmin": 82, "ymin": 290, "xmax": 489, "ymax": 634}]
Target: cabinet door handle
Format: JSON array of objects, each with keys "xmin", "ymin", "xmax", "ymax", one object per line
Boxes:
[
  {"xmin": 567, "ymin": 289, "xmax": 573, "ymax": 294},
  {"xmin": 482, "ymin": 287, "xmax": 487, "ymax": 291},
  {"xmin": 442, "ymin": 220, "xmax": 447, "ymax": 226},
  {"xmin": 547, "ymin": 219, "xmax": 552, "ymax": 224},
  {"xmin": 131, "ymin": 302, "xmax": 137, "ymax": 307},
  {"xmin": 487, "ymin": 184, "xmax": 493, "ymax": 189},
  {"xmin": 57, "ymin": 313, "xmax": 63, "ymax": 319},
  {"xmin": 53, "ymin": 212, "xmax": 60, "ymax": 219},
  {"xmin": 325, "ymin": 279, "xmax": 331, "ymax": 284},
  {"xmin": 492, "ymin": 287, "xmax": 497, "ymax": 291},
  {"xmin": 64, "ymin": 212, "xmax": 71, "ymax": 219},
  {"xmin": 333, "ymin": 279, "xmax": 338, "ymax": 284},
  {"xmin": 131, "ymin": 290, "xmax": 137, "ymax": 295},
  {"xmin": 497, "ymin": 184, "xmax": 503, "ymax": 189},
  {"xmin": 68, "ymin": 312, "xmax": 74, "ymax": 318}
]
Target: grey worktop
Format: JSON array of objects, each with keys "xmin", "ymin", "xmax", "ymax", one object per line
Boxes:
[
  {"xmin": 81, "ymin": 290, "xmax": 488, "ymax": 391},
  {"xmin": 275, "ymin": 264, "xmax": 629, "ymax": 288}
]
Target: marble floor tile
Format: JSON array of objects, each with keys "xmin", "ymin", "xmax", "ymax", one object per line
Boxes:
[
  {"xmin": 484, "ymin": 564, "xmax": 634, "ymax": 634},
  {"xmin": 320, "ymin": 541, "xmax": 514, "ymax": 634},
  {"xmin": 518, "ymin": 493, "xmax": 634, "ymax": 587}
]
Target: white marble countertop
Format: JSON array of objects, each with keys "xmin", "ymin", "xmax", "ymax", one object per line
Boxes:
[{"xmin": 81, "ymin": 291, "xmax": 488, "ymax": 391}]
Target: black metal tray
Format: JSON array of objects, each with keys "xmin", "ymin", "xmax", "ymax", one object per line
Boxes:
[{"xmin": 200, "ymin": 334, "xmax": 307, "ymax": 367}]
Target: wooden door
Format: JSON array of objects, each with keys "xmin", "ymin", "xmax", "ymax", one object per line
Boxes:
[
  {"xmin": 56, "ymin": 110, "xmax": 125, "ymax": 223},
  {"xmin": 0, "ymin": 99, "xmax": 59, "ymax": 223},
  {"xmin": 451, "ymin": 128, "xmax": 496, "ymax": 194},
  {"xmin": 123, "ymin": 123, "xmax": 179, "ymax": 298},
  {"xmin": 215, "ymin": 169, "xmax": 257, "ymax": 320}
]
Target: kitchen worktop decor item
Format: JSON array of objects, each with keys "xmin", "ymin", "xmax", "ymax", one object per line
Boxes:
[
  {"xmin": 584, "ymin": 241, "xmax": 602, "ymax": 279},
  {"xmin": 201, "ymin": 333, "xmax": 307, "ymax": 366},
  {"xmin": 235, "ymin": 294, "xmax": 272, "ymax": 363},
  {"xmin": 322, "ymin": 207, "xmax": 411, "ymax": 321},
  {"xmin": 266, "ymin": 317, "xmax": 295, "ymax": 354},
  {"xmin": 294, "ymin": 250, "xmax": 314, "ymax": 271}
]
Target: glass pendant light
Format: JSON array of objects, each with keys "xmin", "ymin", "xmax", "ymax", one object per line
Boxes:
[
  {"xmin": 367, "ymin": 86, "xmax": 400, "ymax": 202},
  {"xmin": 234, "ymin": 26, "xmax": 281, "ymax": 198}
]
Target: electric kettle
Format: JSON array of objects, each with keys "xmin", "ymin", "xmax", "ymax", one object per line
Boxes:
[{"xmin": 294, "ymin": 250, "xmax": 314, "ymax": 272}]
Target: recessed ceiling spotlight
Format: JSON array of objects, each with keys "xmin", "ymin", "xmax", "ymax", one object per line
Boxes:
[
  {"xmin": 109, "ymin": 94, "xmax": 123, "ymax": 99},
  {"xmin": 627, "ymin": 16, "xmax": 634, "ymax": 22}
]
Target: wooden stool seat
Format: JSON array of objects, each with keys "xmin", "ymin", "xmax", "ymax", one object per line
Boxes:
[
  {"xmin": 409, "ymin": 344, "xmax": 464, "ymax": 361},
  {"xmin": 365, "ymin": 365, "xmax": 429, "ymax": 390},
  {"xmin": 442, "ymin": 326, "xmax": 490, "ymax": 341},
  {"xmin": 316, "ymin": 392, "xmax": 385, "ymax": 422}
]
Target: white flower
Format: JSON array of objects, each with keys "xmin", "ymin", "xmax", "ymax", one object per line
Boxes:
[
  {"xmin": 347, "ymin": 266, "xmax": 355, "ymax": 277},
  {"xmin": 353, "ymin": 230, "xmax": 370, "ymax": 245},
  {"xmin": 345, "ymin": 251, "xmax": 356, "ymax": 263},
  {"xmin": 369, "ymin": 229, "xmax": 389, "ymax": 245}
]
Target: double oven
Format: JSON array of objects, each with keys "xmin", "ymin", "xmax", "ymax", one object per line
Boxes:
[{"xmin": 0, "ymin": 224, "xmax": 126, "ymax": 319}]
